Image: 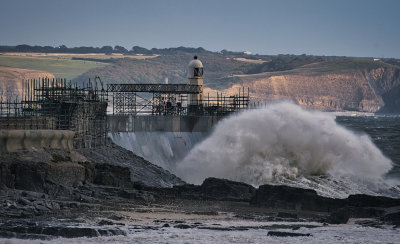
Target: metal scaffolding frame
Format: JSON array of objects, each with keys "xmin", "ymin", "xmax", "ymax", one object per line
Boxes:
[
  {"xmin": 107, "ymin": 84, "xmax": 202, "ymax": 94},
  {"xmin": 0, "ymin": 77, "xmax": 108, "ymax": 148},
  {"xmin": 108, "ymin": 84, "xmax": 250, "ymax": 116}
]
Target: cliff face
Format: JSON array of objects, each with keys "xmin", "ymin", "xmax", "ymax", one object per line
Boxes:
[
  {"xmin": 0, "ymin": 66, "xmax": 55, "ymax": 100},
  {"xmin": 230, "ymin": 62, "xmax": 400, "ymax": 113}
]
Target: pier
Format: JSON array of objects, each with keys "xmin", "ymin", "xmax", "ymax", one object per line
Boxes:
[{"xmin": 0, "ymin": 56, "xmax": 250, "ymax": 150}]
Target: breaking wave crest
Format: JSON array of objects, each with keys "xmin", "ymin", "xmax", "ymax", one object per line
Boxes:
[{"xmin": 177, "ymin": 102, "xmax": 397, "ymax": 198}]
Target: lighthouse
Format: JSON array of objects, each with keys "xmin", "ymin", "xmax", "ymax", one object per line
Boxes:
[{"xmin": 187, "ymin": 56, "xmax": 204, "ymax": 113}]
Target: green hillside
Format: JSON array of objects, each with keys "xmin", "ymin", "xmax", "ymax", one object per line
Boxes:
[
  {"xmin": 0, "ymin": 56, "xmax": 108, "ymax": 80},
  {"xmin": 75, "ymin": 53, "xmax": 254, "ymax": 86}
]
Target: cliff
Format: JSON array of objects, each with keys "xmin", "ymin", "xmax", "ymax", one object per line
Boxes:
[
  {"xmin": 220, "ymin": 59, "xmax": 400, "ymax": 112},
  {"xmin": 0, "ymin": 66, "xmax": 55, "ymax": 100}
]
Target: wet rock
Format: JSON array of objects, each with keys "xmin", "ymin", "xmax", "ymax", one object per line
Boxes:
[
  {"xmin": 93, "ymin": 163, "xmax": 133, "ymax": 188},
  {"xmin": 347, "ymin": 195, "xmax": 400, "ymax": 208},
  {"xmin": 348, "ymin": 207, "xmax": 385, "ymax": 218},
  {"xmin": 118, "ymin": 189, "xmax": 155, "ymax": 202},
  {"xmin": 0, "ymin": 162, "xmax": 15, "ymax": 189},
  {"xmin": 34, "ymin": 204, "xmax": 50, "ymax": 212},
  {"xmin": 1, "ymin": 160, "xmax": 85, "ymax": 193},
  {"xmin": 14, "ymin": 162, "xmax": 46, "ymax": 192},
  {"xmin": 97, "ymin": 228, "xmax": 126, "ymax": 236},
  {"xmin": 250, "ymin": 184, "xmax": 344, "ymax": 212},
  {"xmin": 109, "ymin": 215, "xmax": 124, "ymax": 221},
  {"xmin": 174, "ymin": 224, "xmax": 192, "ymax": 229},
  {"xmin": 267, "ymin": 231, "xmax": 312, "ymax": 237},
  {"xmin": 354, "ymin": 219, "xmax": 384, "ymax": 228},
  {"xmin": 98, "ymin": 219, "xmax": 114, "ymax": 226},
  {"xmin": 277, "ymin": 212, "xmax": 298, "ymax": 219},
  {"xmin": 251, "ymin": 184, "xmax": 400, "ymax": 215},
  {"xmin": 191, "ymin": 211, "xmax": 218, "ymax": 216},
  {"xmin": 133, "ymin": 181, "xmax": 146, "ymax": 190},
  {"xmin": 327, "ymin": 209, "xmax": 350, "ymax": 224},
  {"xmin": 157, "ymin": 178, "xmax": 256, "ymax": 201},
  {"xmin": 200, "ymin": 178, "xmax": 256, "ymax": 201},
  {"xmin": 44, "ymin": 227, "xmax": 100, "ymax": 238},
  {"xmin": 0, "ymin": 221, "xmax": 126, "ymax": 239},
  {"xmin": 76, "ymin": 143, "xmax": 185, "ymax": 187},
  {"xmin": 18, "ymin": 197, "xmax": 32, "ymax": 206},
  {"xmin": 51, "ymin": 202, "xmax": 60, "ymax": 210},
  {"xmin": 381, "ymin": 211, "xmax": 400, "ymax": 225},
  {"xmin": 162, "ymin": 223, "xmax": 170, "ymax": 227},
  {"xmin": 68, "ymin": 202, "xmax": 81, "ymax": 208}
]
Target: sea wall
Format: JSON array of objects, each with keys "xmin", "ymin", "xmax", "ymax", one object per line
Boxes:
[
  {"xmin": 108, "ymin": 131, "xmax": 208, "ymax": 171},
  {"xmin": 107, "ymin": 115, "xmax": 221, "ymax": 170},
  {"xmin": 107, "ymin": 115, "xmax": 221, "ymax": 132},
  {"xmin": 0, "ymin": 130, "xmax": 75, "ymax": 153}
]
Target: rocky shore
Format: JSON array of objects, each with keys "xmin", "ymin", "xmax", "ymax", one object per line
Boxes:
[{"xmin": 0, "ymin": 144, "xmax": 399, "ymax": 241}]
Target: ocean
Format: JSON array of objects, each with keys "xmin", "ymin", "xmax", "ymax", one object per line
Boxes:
[{"xmin": 336, "ymin": 114, "xmax": 400, "ymax": 178}]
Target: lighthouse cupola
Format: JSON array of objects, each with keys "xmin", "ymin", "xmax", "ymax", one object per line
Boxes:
[
  {"xmin": 187, "ymin": 56, "xmax": 204, "ymax": 108},
  {"xmin": 187, "ymin": 55, "xmax": 204, "ymax": 78}
]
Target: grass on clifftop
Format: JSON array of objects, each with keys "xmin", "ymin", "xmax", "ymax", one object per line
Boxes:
[
  {"xmin": 0, "ymin": 55, "xmax": 108, "ymax": 80},
  {"xmin": 307, "ymin": 58, "xmax": 400, "ymax": 73}
]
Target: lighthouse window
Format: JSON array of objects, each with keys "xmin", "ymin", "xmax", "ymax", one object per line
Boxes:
[{"xmin": 194, "ymin": 68, "xmax": 203, "ymax": 77}]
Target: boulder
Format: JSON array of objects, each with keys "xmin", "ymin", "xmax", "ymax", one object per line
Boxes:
[
  {"xmin": 267, "ymin": 231, "xmax": 312, "ymax": 237},
  {"xmin": 200, "ymin": 178, "xmax": 256, "ymax": 201},
  {"xmin": 250, "ymin": 184, "xmax": 344, "ymax": 212},
  {"xmin": 81, "ymin": 162, "xmax": 133, "ymax": 188},
  {"xmin": 347, "ymin": 194, "xmax": 400, "ymax": 208},
  {"xmin": 381, "ymin": 211, "xmax": 400, "ymax": 225},
  {"xmin": 327, "ymin": 208, "xmax": 350, "ymax": 224}
]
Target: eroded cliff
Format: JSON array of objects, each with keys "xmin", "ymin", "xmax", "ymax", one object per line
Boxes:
[{"xmin": 222, "ymin": 59, "xmax": 400, "ymax": 112}]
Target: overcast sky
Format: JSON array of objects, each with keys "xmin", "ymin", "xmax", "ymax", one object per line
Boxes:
[{"xmin": 1, "ymin": 0, "xmax": 399, "ymax": 58}]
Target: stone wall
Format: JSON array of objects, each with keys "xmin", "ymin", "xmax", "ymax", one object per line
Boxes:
[
  {"xmin": 70, "ymin": 101, "xmax": 108, "ymax": 148},
  {"xmin": 0, "ymin": 130, "xmax": 74, "ymax": 153}
]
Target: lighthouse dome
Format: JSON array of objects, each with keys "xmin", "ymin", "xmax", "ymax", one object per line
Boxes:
[{"xmin": 187, "ymin": 56, "xmax": 204, "ymax": 78}]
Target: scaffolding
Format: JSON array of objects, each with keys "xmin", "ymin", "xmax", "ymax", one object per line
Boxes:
[
  {"xmin": 108, "ymin": 84, "xmax": 250, "ymax": 116},
  {"xmin": 0, "ymin": 77, "xmax": 108, "ymax": 148},
  {"xmin": 1, "ymin": 77, "xmax": 251, "ymax": 147}
]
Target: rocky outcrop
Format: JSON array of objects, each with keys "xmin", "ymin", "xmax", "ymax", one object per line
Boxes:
[
  {"xmin": 250, "ymin": 184, "xmax": 400, "ymax": 225},
  {"xmin": 200, "ymin": 177, "xmax": 256, "ymax": 201},
  {"xmin": 0, "ymin": 219, "xmax": 126, "ymax": 239},
  {"xmin": 0, "ymin": 142, "xmax": 185, "ymax": 192},
  {"xmin": 251, "ymin": 184, "xmax": 400, "ymax": 212},
  {"xmin": 0, "ymin": 160, "xmax": 85, "ymax": 192},
  {"xmin": 250, "ymin": 184, "xmax": 344, "ymax": 212},
  {"xmin": 81, "ymin": 162, "xmax": 133, "ymax": 188},
  {"xmin": 151, "ymin": 177, "xmax": 256, "ymax": 202},
  {"xmin": 75, "ymin": 143, "xmax": 184, "ymax": 187}
]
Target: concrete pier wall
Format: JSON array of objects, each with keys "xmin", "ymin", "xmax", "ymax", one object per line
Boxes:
[
  {"xmin": 107, "ymin": 115, "xmax": 224, "ymax": 170},
  {"xmin": 0, "ymin": 130, "xmax": 75, "ymax": 153},
  {"xmin": 107, "ymin": 115, "xmax": 222, "ymax": 132},
  {"xmin": 108, "ymin": 131, "xmax": 208, "ymax": 171}
]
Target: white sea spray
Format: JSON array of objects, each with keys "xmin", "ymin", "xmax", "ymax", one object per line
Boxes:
[{"xmin": 176, "ymin": 102, "xmax": 394, "ymax": 197}]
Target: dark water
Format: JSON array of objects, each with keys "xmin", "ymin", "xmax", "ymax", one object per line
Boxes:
[{"xmin": 336, "ymin": 115, "xmax": 400, "ymax": 178}]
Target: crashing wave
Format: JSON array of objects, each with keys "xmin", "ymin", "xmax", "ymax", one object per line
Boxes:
[{"xmin": 177, "ymin": 102, "xmax": 398, "ymax": 198}]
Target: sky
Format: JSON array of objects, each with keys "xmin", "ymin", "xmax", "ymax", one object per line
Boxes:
[{"xmin": 0, "ymin": 0, "xmax": 399, "ymax": 58}]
